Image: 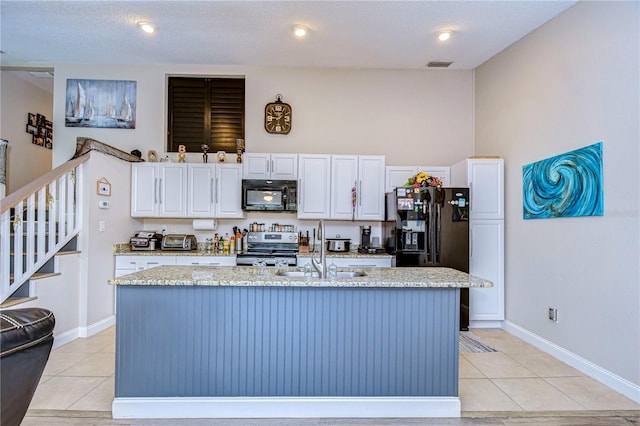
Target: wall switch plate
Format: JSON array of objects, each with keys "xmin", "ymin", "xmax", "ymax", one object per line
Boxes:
[
  {"xmin": 98, "ymin": 200, "xmax": 109, "ymax": 209},
  {"xmin": 548, "ymin": 307, "xmax": 558, "ymax": 322},
  {"xmin": 99, "ymin": 221, "xmax": 106, "ymax": 232}
]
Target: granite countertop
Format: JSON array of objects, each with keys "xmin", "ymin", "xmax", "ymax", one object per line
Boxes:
[{"xmin": 108, "ymin": 265, "xmax": 493, "ymax": 289}]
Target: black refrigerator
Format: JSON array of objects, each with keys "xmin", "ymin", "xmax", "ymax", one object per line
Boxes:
[{"xmin": 385, "ymin": 186, "xmax": 470, "ymax": 330}]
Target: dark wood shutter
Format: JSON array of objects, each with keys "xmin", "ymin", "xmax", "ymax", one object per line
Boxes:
[{"xmin": 168, "ymin": 77, "xmax": 245, "ymax": 153}]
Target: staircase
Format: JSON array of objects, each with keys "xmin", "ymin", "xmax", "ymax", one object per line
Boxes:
[{"xmin": 0, "ymin": 156, "xmax": 86, "ymax": 306}]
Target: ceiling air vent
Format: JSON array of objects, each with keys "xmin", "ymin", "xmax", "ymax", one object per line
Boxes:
[{"xmin": 427, "ymin": 61, "xmax": 453, "ymax": 68}]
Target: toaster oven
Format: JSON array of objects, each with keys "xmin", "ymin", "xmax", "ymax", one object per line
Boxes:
[
  {"xmin": 161, "ymin": 234, "xmax": 197, "ymax": 251},
  {"xmin": 130, "ymin": 231, "xmax": 163, "ymax": 251}
]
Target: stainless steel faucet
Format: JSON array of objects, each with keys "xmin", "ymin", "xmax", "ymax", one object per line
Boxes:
[{"xmin": 311, "ymin": 220, "xmax": 326, "ymax": 278}]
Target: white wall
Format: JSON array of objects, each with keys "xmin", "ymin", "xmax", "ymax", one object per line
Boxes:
[
  {"xmin": 51, "ymin": 65, "xmax": 474, "ymax": 167},
  {"xmin": 475, "ymin": 1, "xmax": 639, "ymax": 387},
  {"xmin": 80, "ymin": 152, "xmax": 142, "ymax": 330},
  {"xmin": 0, "ymin": 71, "xmax": 52, "ymax": 193}
]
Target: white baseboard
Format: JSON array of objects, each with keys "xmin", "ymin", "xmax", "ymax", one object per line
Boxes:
[
  {"xmin": 112, "ymin": 396, "xmax": 461, "ymax": 419},
  {"xmin": 470, "ymin": 320, "xmax": 504, "ymax": 329},
  {"xmin": 78, "ymin": 315, "xmax": 115, "ymax": 338},
  {"xmin": 502, "ymin": 320, "xmax": 640, "ymax": 404},
  {"xmin": 52, "ymin": 315, "xmax": 115, "ymax": 349},
  {"xmin": 52, "ymin": 327, "xmax": 80, "ymax": 349}
]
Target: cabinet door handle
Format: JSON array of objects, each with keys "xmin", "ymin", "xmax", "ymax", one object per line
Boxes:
[
  {"xmin": 210, "ymin": 178, "xmax": 215, "ymax": 204},
  {"xmin": 271, "ymin": 160, "xmax": 274, "ymax": 175},
  {"xmin": 298, "ymin": 179, "xmax": 302, "ymax": 208},
  {"xmin": 159, "ymin": 179, "xmax": 163, "ymax": 204},
  {"xmin": 154, "ymin": 178, "xmax": 158, "ymax": 204},
  {"xmin": 148, "ymin": 262, "xmax": 160, "ymax": 265},
  {"xmin": 267, "ymin": 159, "xmax": 270, "ymax": 174},
  {"xmin": 215, "ymin": 178, "xmax": 219, "ymax": 203},
  {"xmin": 359, "ymin": 180, "xmax": 362, "ymax": 206}
]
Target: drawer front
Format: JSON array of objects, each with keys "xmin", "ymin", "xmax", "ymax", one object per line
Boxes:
[
  {"xmin": 115, "ymin": 255, "xmax": 176, "ymax": 270},
  {"xmin": 175, "ymin": 256, "xmax": 236, "ymax": 266}
]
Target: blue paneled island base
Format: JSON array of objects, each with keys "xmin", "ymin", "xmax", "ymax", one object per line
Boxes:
[{"xmin": 110, "ymin": 266, "xmax": 492, "ymax": 419}]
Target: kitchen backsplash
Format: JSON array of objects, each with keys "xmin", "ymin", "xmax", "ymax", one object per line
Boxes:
[{"xmin": 140, "ymin": 212, "xmax": 384, "ymax": 247}]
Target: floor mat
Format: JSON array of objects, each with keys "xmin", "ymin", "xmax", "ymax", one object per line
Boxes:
[{"xmin": 460, "ymin": 331, "xmax": 497, "ymax": 353}]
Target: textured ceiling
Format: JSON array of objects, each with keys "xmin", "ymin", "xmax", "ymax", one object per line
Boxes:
[{"xmin": 1, "ymin": 1, "xmax": 576, "ymax": 71}]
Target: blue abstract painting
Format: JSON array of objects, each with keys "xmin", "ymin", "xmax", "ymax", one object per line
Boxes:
[{"xmin": 522, "ymin": 142, "xmax": 603, "ymax": 219}]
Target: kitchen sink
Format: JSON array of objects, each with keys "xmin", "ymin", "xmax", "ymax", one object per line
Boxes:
[{"xmin": 276, "ymin": 270, "xmax": 366, "ymax": 278}]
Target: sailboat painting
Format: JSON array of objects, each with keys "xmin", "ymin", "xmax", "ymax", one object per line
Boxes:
[{"xmin": 65, "ymin": 79, "xmax": 137, "ymax": 129}]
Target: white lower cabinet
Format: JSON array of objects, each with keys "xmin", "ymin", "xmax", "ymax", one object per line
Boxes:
[
  {"xmin": 114, "ymin": 255, "xmax": 176, "ymax": 277},
  {"xmin": 296, "ymin": 256, "xmax": 392, "ymax": 268},
  {"xmin": 175, "ymin": 256, "xmax": 236, "ymax": 266},
  {"xmin": 115, "ymin": 255, "xmax": 237, "ymax": 277},
  {"xmin": 469, "ymin": 219, "xmax": 504, "ymax": 322}
]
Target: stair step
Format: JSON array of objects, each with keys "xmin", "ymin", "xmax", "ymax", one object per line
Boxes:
[
  {"xmin": 10, "ymin": 249, "xmax": 81, "ymax": 256},
  {"xmin": 55, "ymin": 250, "xmax": 81, "ymax": 256},
  {"xmin": 0, "ymin": 296, "xmax": 38, "ymax": 308},
  {"xmin": 9, "ymin": 272, "xmax": 61, "ymax": 281}
]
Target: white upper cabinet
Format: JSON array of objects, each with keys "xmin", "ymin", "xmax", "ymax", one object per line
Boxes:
[
  {"xmin": 214, "ymin": 164, "xmax": 243, "ymax": 218},
  {"xmin": 330, "ymin": 155, "xmax": 358, "ymax": 220},
  {"xmin": 242, "ymin": 153, "xmax": 298, "ymax": 180},
  {"xmin": 384, "ymin": 166, "xmax": 417, "ymax": 193},
  {"xmin": 417, "ymin": 166, "xmax": 451, "ymax": 187},
  {"xmin": 385, "ymin": 166, "xmax": 450, "ymax": 193},
  {"xmin": 131, "ymin": 163, "xmax": 159, "ymax": 217},
  {"xmin": 356, "ymin": 156, "xmax": 385, "ymax": 220},
  {"xmin": 451, "ymin": 158, "xmax": 504, "ymax": 219},
  {"xmin": 132, "ymin": 162, "xmax": 242, "ymax": 219},
  {"xmin": 131, "ymin": 163, "xmax": 187, "ymax": 218},
  {"xmin": 331, "ymin": 155, "xmax": 385, "ymax": 220},
  {"xmin": 187, "ymin": 164, "xmax": 216, "ymax": 217},
  {"xmin": 297, "ymin": 154, "xmax": 331, "ymax": 219}
]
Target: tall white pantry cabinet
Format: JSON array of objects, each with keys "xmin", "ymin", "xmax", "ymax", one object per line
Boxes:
[{"xmin": 451, "ymin": 158, "xmax": 505, "ymax": 326}]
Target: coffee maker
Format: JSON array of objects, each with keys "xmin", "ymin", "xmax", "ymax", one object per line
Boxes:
[{"xmin": 358, "ymin": 226, "xmax": 373, "ymax": 253}]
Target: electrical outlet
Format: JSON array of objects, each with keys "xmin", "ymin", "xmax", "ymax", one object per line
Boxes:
[
  {"xmin": 548, "ymin": 307, "xmax": 558, "ymax": 322},
  {"xmin": 161, "ymin": 224, "xmax": 168, "ymax": 234}
]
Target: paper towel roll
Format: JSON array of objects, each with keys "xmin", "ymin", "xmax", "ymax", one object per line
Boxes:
[{"xmin": 192, "ymin": 219, "xmax": 217, "ymax": 230}]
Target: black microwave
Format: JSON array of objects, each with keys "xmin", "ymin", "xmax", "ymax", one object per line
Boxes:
[{"xmin": 241, "ymin": 179, "xmax": 297, "ymax": 212}]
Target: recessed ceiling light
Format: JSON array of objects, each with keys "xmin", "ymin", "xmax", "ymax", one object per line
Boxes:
[
  {"xmin": 292, "ymin": 24, "xmax": 309, "ymax": 38},
  {"xmin": 137, "ymin": 21, "xmax": 158, "ymax": 34},
  {"xmin": 437, "ymin": 30, "xmax": 453, "ymax": 42}
]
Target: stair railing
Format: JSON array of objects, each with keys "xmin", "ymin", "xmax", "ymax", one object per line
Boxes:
[{"xmin": 0, "ymin": 156, "xmax": 87, "ymax": 303}]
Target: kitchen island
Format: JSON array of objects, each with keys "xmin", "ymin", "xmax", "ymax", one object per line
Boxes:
[{"xmin": 109, "ymin": 266, "xmax": 491, "ymax": 419}]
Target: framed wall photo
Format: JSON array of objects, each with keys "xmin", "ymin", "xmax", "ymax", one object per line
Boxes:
[
  {"xmin": 26, "ymin": 124, "xmax": 37, "ymax": 135},
  {"xmin": 28, "ymin": 113, "xmax": 37, "ymax": 126},
  {"xmin": 97, "ymin": 177, "xmax": 111, "ymax": 196}
]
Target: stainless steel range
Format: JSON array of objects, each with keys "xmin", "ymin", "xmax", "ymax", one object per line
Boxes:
[{"xmin": 236, "ymin": 231, "xmax": 299, "ymax": 266}]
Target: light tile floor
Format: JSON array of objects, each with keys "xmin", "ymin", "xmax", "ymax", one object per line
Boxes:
[{"xmin": 27, "ymin": 327, "xmax": 639, "ymax": 416}]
